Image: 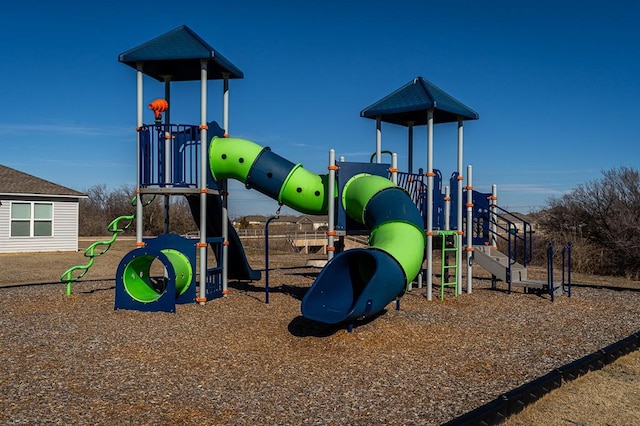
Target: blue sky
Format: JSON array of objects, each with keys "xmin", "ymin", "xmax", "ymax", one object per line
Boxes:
[{"xmin": 1, "ymin": 1, "xmax": 638, "ymax": 217}]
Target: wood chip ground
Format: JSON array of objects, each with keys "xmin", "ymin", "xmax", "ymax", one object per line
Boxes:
[{"xmin": 1, "ymin": 250, "xmax": 639, "ymax": 425}]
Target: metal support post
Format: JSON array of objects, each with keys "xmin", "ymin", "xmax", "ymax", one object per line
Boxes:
[
  {"xmin": 135, "ymin": 64, "xmax": 144, "ymax": 245},
  {"xmin": 198, "ymin": 60, "xmax": 208, "ymax": 304},
  {"xmin": 327, "ymin": 149, "xmax": 336, "ymax": 261},
  {"xmin": 426, "ymin": 109, "xmax": 434, "ymax": 301},
  {"xmin": 466, "ymin": 165, "xmax": 473, "ymax": 294}
]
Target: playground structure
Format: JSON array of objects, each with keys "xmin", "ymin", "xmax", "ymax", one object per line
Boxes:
[{"xmin": 64, "ymin": 25, "xmax": 568, "ymax": 322}]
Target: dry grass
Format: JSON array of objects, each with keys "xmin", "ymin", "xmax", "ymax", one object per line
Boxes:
[
  {"xmin": 0, "ymin": 237, "xmax": 639, "ymax": 425},
  {"xmin": 505, "ymin": 350, "xmax": 640, "ymax": 425}
]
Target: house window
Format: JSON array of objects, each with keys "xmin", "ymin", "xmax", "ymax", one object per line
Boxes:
[{"xmin": 10, "ymin": 202, "xmax": 53, "ymax": 237}]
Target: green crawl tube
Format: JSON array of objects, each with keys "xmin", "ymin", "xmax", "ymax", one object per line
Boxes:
[
  {"xmin": 121, "ymin": 249, "xmax": 192, "ymax": 303},
  {"xmin": 342, "ymin": 173, "xmax": 426, "ymax": 285},
  {"xmin": 209, "ymin": 136, "xmax": 329, "ymax": 215}
]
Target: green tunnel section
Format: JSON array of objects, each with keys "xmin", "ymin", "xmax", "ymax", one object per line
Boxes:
[
  {"xmin": 208, "ymin": 136, "xmax": 264, "ymax": 182},
  {"xmin": 369, "ymin": 222, "xmax": 425, "ymax": 285},
  {"xmin": 121, "ymin": 249, "xmax": 193, "ymax": 303},
  {"xmin": 209, "ymin": 136, "xmax": 329, "ymax": 215},
  {"xmin": 343, "ymin": 174, "xmax": 426, "ymax": 286},
  {"xmin": 278, "ymin": 164, "xmax": 328, "ymax": 214},
  {"xmin": 341, "ymin": 173, "xmax": 396, "ymax": 224}
]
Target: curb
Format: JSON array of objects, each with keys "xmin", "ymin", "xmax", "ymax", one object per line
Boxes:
[{"xmin": 445, "ymin": 331, "xmax": 640, "ymax": 425}]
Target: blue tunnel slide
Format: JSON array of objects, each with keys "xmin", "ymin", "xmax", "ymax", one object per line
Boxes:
[{"xmin": 208, "ymin": 136, "xmax": 426, "ymax": 325}]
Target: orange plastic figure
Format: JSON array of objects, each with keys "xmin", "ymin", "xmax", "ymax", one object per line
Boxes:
[{"xmin": 148, "ymin": 99, "xmax": 169, "ymax": 121}]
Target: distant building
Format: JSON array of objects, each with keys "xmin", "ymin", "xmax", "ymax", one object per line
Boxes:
[
  {"xmin": 232, "ymin": 214, "xmax": 329, "ymax": 232},
  {"xmin": 296, "ymin": 215, "xmax": 328, "ymax": 231},
  {"xmin": 0, "ymin": 165, "xmax": 86, "ymax": 253}
]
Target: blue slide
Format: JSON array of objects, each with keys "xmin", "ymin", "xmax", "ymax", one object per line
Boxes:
[{"xmin": 185, "ymin": 194, "xmax": 261, "ymax": 281}]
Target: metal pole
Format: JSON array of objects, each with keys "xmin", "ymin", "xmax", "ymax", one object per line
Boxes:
[
  {"xmin": 135, "ymin": 64, "xmax": 144, "ymax": 246},
  {"xmin": 457, "ymin": 117, "xmax": 464, "ymax": 294},
  {"xmin": 548, "ymin": 243, "xmax": 554, "ymax": 302},
  {"xmin": 426, "ymin": 109, "xmax": 434, "ymax": 301},
  {"xmin": 265, "ymin": 214, "xmax": 279, "ymax": 304},
  {"xmin": 327, "ymin": 149, "xmax": 336, "ymax": 261},
  {"xmin": 466, "ymin": 165, "xmax": 473, "ymax": 294},
  {"xmin": 407, "ymin": 122, "xmax": 414, "ymax": 173},
  {"xmin": 221, "ymin": 74, "xmax": 230, "ymax": 296},
  {"xmin": 391, "ymin": 153, "xmax": 398, "ymax": 185},
  {"xmin": 444, "ymin": 186, "xmax": 450, "ymax": 230},
  {"xmin": 163, "ymin": 77, "xmax": 171, "ymax": 235},
  {"xmin": 566, "ymin": 242, "xmax": 572, "ymax": 297},
  {"xmin": 198, "ymin": 60, "xmax": 208, "ymax": 304},
  {"xmin": 223, "ymin": 75, "xmax": 229, "ymax": 134},
  {"xmin": 375, "ymin": 116, "xmax": 382, "ymax": 163}
]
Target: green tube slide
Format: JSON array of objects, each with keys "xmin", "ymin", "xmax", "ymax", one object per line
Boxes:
[
  {"xmin": 209, "ymin": 136, "xmax": 425, "ymax": 324},
  {"xmin": 342, "ymin": 173, "xmax": 426, "ymax": 285}
]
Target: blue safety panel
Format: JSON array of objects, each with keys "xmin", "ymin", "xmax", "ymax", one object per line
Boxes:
[
  {"xmin": 138, "ymin": 121, "xmax": 225, "ymax": 189},
  {"xmin": 432, "ymin": 169, "xmax": 444, "ymax": 230},
  {"xmin": 471, "ymin": 190, "xmax": 492, "ymax": 245},
  {"xmin": 360, "ymin": 76, "xmax": 478, "ymax": 125},
  {"xmin": 246, "ymin": 148, "xmax": 296, "ymax": 200},
  {"xmin": 139, "ymin": 128, "xmax": 152, "ymax": 185},
  {"xmin": 205, "ymin": 237, "xmax": 224, "ymax": 300},
  {"xmin": 301, "ymin": 248, "xmax": 405, "ymax": 324},
  {"xmin": 172, "ymin": 125, "xmax": 199, "ymax": 186},
  {"xmin": 449, "ymin": 172, "xmax": 461, "ymax": 229}
]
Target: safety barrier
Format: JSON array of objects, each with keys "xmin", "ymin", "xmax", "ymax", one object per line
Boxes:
[{"xmin": 444, "ymin": 331, "xmax": 640, "ymax": 425}]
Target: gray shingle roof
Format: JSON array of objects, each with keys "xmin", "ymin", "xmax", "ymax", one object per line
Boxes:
[{"xmin": 0, "ymin": 164, "xmax": 86, "ymax": 198}]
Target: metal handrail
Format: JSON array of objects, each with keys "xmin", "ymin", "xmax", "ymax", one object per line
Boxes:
[
  {"xmin": 491, "ymin": 204, "xmax": 533, "ymax": 265},
  {"xmin": 483, "ymin": 206, "xmax": 533, "ymax": 267}
]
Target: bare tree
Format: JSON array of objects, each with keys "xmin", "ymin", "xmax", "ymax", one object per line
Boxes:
[
  {"xmin": 79, "ymin": 184, "xmax": 197, "ymax": 237},
  {"xmin": 540, "ymin": 166, "xmax": 640, "ymax": 279},
  {"xmin": 78, "ymin": 184, "xmax": 111, "ymax": 236}
]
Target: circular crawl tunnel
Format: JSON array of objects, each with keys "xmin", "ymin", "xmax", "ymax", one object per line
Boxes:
[{"xmin": 115, "ymin": 245, "xmax": 194, "ymax": 310}]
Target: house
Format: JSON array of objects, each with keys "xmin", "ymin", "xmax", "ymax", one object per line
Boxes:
[
  {"xmin": 0, "ymin": 164, "xmax": 87, "ymax": 253},
  {"xmin": 232, "ymin": 214, "xmax": 329, "ymax": 232},
  {"xmin": 296, "ymin": 215, "xmax": 328, "ymax": 231}
]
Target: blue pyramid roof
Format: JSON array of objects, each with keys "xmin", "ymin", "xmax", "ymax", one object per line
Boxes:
[
  {"xmin": 360, "ymin": 77, "xmax": 478, "ymax": 125},
  {"xmin": 118, "ymin": 25, "xmax": 243, "ymax": 82}
]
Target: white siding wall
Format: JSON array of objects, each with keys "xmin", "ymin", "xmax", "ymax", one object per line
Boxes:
[{"xmin": 0, "ymin": 197, "xmax": 79, "ymax": 253}]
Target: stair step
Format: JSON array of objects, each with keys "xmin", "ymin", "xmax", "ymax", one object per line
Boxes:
[{"xmin": 511, "ymin": 280, "xmax": 546, "ymax": 289}]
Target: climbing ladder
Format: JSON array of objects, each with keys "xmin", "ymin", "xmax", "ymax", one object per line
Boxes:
[
  {"xmin": 60, "ymin": 195, "xmax": 155, "ymax": 295},
  {"xmin": 436, "ymin": 230, "xmax": 460, "ymax": 300}
]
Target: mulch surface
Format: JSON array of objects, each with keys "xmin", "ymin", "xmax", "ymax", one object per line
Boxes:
[{"xmin": 1, "ymin": 254, "xmax": 640, "ymax": 425}]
